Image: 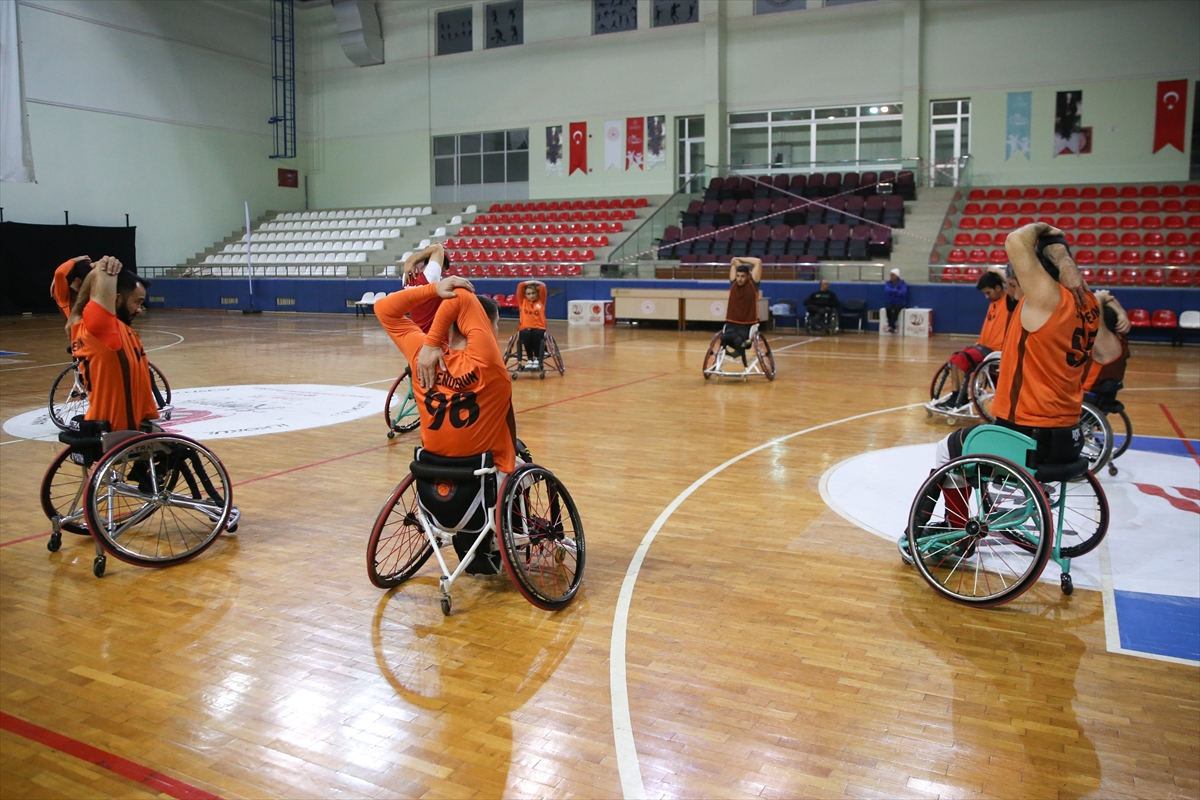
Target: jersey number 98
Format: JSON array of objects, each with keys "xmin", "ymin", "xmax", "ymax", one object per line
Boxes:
[{"xmin": 425, "ymin": 391, "xmax": 480, "ymax": 430}]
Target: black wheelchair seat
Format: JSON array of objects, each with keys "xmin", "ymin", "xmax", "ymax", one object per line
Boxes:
[
  {"xmin": 410, "ymin": 448, "xmax": 502, "ymax": 574},
  {"xmin": 1034, "ymin": 457, "xmax": 1090, "ymax": 483},
  {"xmin": 57, "ymin": 418, "xmax": 111, "ymax": 467}
]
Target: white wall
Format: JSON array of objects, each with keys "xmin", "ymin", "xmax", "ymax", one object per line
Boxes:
[{"xmin": 3, "ymin": 0, "xmax": 306, "ymax": 265}]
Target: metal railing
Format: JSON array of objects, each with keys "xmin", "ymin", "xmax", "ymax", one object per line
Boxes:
[
  {"xmin": 723, "ymin": 155, "xmax": 924, "ymax": 183},
  {"xmin": 605, "ymin": 172, "xmax": 707, "ymax": 265},
  {"xmin": 647, "ymin": 259, "xmax": 888, "ymax": 283}
]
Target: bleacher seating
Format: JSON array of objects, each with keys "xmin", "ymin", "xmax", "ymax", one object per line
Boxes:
[{"xmin": 934, "ymin": 182, "xmax": 1200, "ymax": 284}]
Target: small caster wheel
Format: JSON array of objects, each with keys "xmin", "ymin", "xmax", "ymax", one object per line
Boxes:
[
  {"xmin": 946, "ymin": 416, "xmax": 955, "ymax": 425},
  {"xmin": 387, "ymin": 430, "xmax": 395, "ymax": 440},
  {"xmin": 511, "ymin": 373, "xmax": 518, "ymax": 381},
  {"xmin": 162, "ymin": 411, "xmax": 172, "ymax": 421},
  {"xmin": 1108, "ymin": 464, "xmax": 1118, "ymax": 476},
  {"xmin": 47, "ymin": 532, "xmax": 62, "ymax": 552},
  {"xmin": 226, "ymin": 523, "xmax": 238, "ymax": 533},
  {"xmin": 440, "ymin": 596, "xmax": 451, "ymax": 616},
  {"xmin": 1060, "ymin": 573, "xmax": 1073, "ymax": 595},
  {"xmin": 93, "ymin": 555, "xmax": 106, "ymax": 578},
  {"xmin": 540, "ymin": 372, "xmax": 546, "ymax": 380},
  {"xmin": 926, "ymin": 409, "xmax": 932, "ymax": 418}
]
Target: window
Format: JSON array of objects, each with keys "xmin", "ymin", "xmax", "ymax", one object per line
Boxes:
[
  {"xmin": 653, "ymin": 0, "xmax": 697, "ymax": 26},
  {"xmin": 436, "ymin": 7, "xmax": 473, "ymax": 56},
  {"xmin": 432, "ymin": 129, "xmax": 530, "ymax": 187},
  {"xmin": 727, "ymin": 103, "xmax": 904, "ymax": 169},
  {"xmin": 485, "ymin": 0, "xmax": 522, "ymax": 49},
  {"xmin": 594, "ymin": 0, "xmax": 637, "ymax": 34}
]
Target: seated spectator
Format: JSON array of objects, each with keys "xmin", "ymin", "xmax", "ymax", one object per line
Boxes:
[{"xmin": 883, "ymin": 268, "xmax": 907, "ymax": 333}]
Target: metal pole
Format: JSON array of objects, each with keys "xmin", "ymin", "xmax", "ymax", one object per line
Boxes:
[{"xmin": 243, "ymin": 201, "xmax": 262, "ymax": 314}]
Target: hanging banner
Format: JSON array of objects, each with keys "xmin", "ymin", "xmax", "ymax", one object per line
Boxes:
[
  {"xmin": 0, "ymin": 0, "xmax": 36, "ymax": 182},
  {"xmin": 645, "ymin": 115, "xmax": 666, "ymax": 170},
  {"xmin": 604, "ymin": 120, "xmax": 622, "ymax": 170},
  {"xmin": 1153, "ymin": 79, "xmax": 1188, "ymax": 153},
  {"xmin": 1005, "ymin": 91, "xmax": 1031, "ymax": 161},
  {"xmin": 625, "ymin": 116, "xmax": 644, "ymax": 170},
  {"xmin": 545, "ymin": 125, "xmax": 563, "ymax": 176},
  {"xmin": 1053, "ymin": 90, "xmax": 1088, "ymax": 156},
  {"xmin": 569, "ymin": 121, "xmax": 587, "ymax": 175}
]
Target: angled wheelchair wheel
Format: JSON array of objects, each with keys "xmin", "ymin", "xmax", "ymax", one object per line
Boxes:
[
  {"xmin": 754, "ymin": 335, "xmax": 775, "ymax": 381},
  {"xmin": 48, "ymin": 364, "xmax": 89, "ymax": 432},
  {"xmin": 1042, "ymin": 471, "xmax": 1109, "ymax": 558},
  {"xmin": 546, "ymin": 333, "xmax": 565, "ymax": 376},
  {"xmin": 385, "ymin": 369, "xmax": 420, "ymax": 438},
  {"xmin": 148, "ymin": 362, "xmax": 172, "ymax": 409},
  {"xmin": 498, "ymin": 464, "xmax": 585, "ymax": 610},
  {"xmin": 907, "ymin": 455, "xmax": 1052, "ymax": 607},
  {"xmin": 702, "ymin": 332, "xmax": 722, "ymax": 379},
  {"xmin": 367, "ymin": 473, "xmax": 434, "ymax": 588},
  {"xmin": 40, "ymin": 447, "xmax": 90, "ymax": 536},
  {"xmin": 1078, "ymin": 403, "xmax": 1113, "ymax": 474},
  {"xmin": 1109, "ymin": 409, "xmax": 1133, "ymax": 472},
  {"xmin": 83, "ymin": 433, "xmax": 233, "ymax": 567},
  {"xmin": 968, "ymin": 358, "xmax": 1001, "ymax": 423},
  {"xmin": 503, "ymin": 333, "xmax": 520, "ymax": 378}
]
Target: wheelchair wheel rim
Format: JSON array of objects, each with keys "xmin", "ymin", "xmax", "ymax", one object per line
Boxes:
[
  {"xmin": 498, "ymin": 465, "xmax": 584, "ymax": 609},
  {"xmin": 367, "ymin": 473, "xmax": 434, "ymax": 588}
]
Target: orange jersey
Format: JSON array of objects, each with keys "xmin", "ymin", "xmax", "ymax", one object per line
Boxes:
[
  {"xmin": 52, "ymin": 259, "xmax": 76, "ymax": 319},
  {"xmin": 977, "ymin": 295, "xmax": 1016, "ymax": 351},
  {"xmin": 1083, "ymin": 334, "xmax": 1129, "ymax": 391},
  {"xmin": 726, "ymin": 279, "xmax": 759, "ymax": 325},
  {"xmin": 992, "ymin": 286, "xmax": 1101, "ymax": 428},
  {"xmin": 375, "ymin": 285, "xmax": 517, "ymax": 473},
  {"xmin": 516, "ymin": 282, "xmax": 547, "ymax": 330},
  {"xmin": 71, "ymin": 301, "xmax": 157, "ymax": 431}
]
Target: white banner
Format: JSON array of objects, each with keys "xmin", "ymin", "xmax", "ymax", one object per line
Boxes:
[
  {"xmin": 0, "ymin": 0, "xmax": 36, "ymax": 183},
  {"xmin": 604, "ymin": 119, "xmax": 622, "ymax": 171}
]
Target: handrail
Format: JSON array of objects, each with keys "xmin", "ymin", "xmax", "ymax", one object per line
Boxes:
[{"xmin": 606, "ymin": 171, "xmax": 707, "ymax": 264}]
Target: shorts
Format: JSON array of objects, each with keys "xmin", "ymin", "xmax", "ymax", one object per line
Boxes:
[{"xmin": 948, "ymin": 345, "xmax": 991, "ymax": 374}]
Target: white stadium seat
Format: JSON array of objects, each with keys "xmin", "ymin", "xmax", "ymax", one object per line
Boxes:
[
  {"xmin": 433, "ymin": 226, "xmax": 446, "ymax": 237},
  {"xmin": 464, "ymin": 204, "xmax": 477, "ymax": 214},
  {"xmin": 450, "ymin": 215, "xmax": 462, "ymax": 225}
]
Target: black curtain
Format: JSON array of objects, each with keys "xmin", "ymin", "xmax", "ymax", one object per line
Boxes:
[{"xmin": 0, "ymin": 222, "xmax": 137, "ymax": 315}]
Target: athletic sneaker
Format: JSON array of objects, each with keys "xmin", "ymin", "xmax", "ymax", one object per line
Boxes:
[{"xmin": 525, "ymin": 359, "xmax": 539, "ymax": 369}]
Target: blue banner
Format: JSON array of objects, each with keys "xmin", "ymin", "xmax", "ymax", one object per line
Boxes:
[{"xmin": 1006, "ymin": 91, "xmax": 1032, "ymax": 160}]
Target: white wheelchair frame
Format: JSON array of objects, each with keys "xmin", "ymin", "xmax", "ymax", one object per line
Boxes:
[
  {"xmin": 925, "ymin": 350, "xmax": 1001, "ymax": 424},
  {"xmin": 703, "ymin": 323, "xmax": 776, "ymax": 381}
]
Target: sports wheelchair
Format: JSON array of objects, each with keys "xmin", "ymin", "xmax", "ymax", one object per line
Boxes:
[
  {"xmin": 804, "ymin": 306, "xmax": 839, "ymax": 336},
  {"xmin": 702, "ymin": 323, "xmax": 775, "ymax": 381},
  {"xmin": 925, "ymin": 350, "xmax": 1001, "ymax": 424},
  {"xmin": 902, "ymin": 425, "xmax": 1108, "ymax": 606},
  {"xmin": 366, "ymin": 443, "xmax": 584, "ymax": 615},
  {"xmin": 40, "ymin": 419, "xmax": 239, "ymax": 577},
  {"xmin": 49, "ymin": 360, "xmax": 172, "ymax": 431},
  {"xmin": 503, "ymin": 331, "xmax": 565, "ymax": 380},
  {"xmin": 384, "ymin": 367, "xmax": 420, "ymax": 439},
  {"xmin": 1085, "ymin": 381, "xmax": 1132, "ymax": 476}
]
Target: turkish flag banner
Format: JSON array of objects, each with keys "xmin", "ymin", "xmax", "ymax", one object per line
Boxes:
[
  {"xmin": 625, "ymin": 116, "xmax": 644, "ymax": 170},
  {"xmin": 569, "ymin": 122, "xmax": 588, "ymax": 174},
  {"xmin": 1153, "ymin": 79, "xmax": 1188, "ymax": 154}
]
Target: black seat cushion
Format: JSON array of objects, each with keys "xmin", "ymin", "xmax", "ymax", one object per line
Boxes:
[
  {"xmin": 1034, "ymin": 457, "xmax": 1090, "ymax": 483},
  {"xmin": 410, "ymin": 449, "xmax": 495, "ymax": 535},
  {"xmin": 57, "ymin": 418, "xmax": 111, "ymax": 467}
]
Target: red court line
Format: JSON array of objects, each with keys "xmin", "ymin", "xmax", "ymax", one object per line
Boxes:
[
  {"xmin": 0, "ymin": 712, "xmax": 223, "ymax": 800},
  {"xmin": 1159, "ymin": 403, "xmax": 1200, "ymax": 465},
  {"xmin": 516, "ymin": 372, "xmax": 669, "ymax": 415},
  {"xmin": 234, "ymin": 441, "xmax": 398, "ymax": 487},
  {"xmin": 0, "ymin": 530, "xmax": 52, "ymax": 548}
]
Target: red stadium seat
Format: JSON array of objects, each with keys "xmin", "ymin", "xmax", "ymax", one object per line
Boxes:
[
  {"xmin": 977, "ymin": 216, "xmax": 997, "ymax": 230},
  {"xmin": 1039, "ymin": 201, "xmax": 1057, "ymax": 214},
  {"xmin": 1188, "ymin": 199, "xmax": 1200, "ymax": 212},
  {"xmin": 1056, "ymin": 216, "xmax": 1076, "ymax": 230},
  {"xmin": 992, "ymin": 233, "xmax": 1008, "ymax": 246},
  {"xmin": 1044, "ymin": 188, "xmax": 1061, "ymax": 199},
  {"xmin": 1164, "ymin": 215, "xmax": 1184, "ymax": 228},
  {"xmin": 1119, "ymin": 268, "xmax": 1142, "ymax": 284},
  {"xmin": 1019, "ymin": 202, "xmax": 1037, "ymax": 214},
  {"xmin": 1120, "ymin": 232, "xmax": 1142, "ymax": 247},
  {"xmin": 959, "ymin": 217, "xmax": 977, "ymax": 230},
  {"xmin": 967, "ymin": 189, "xmax": 985, "ymax": 200},
  {"xmin": 1076, "ymin": 232, "xmax": 1097, "ymax": 247},
  {"xmin": 1144, "ymin": 251, "xmax": 1167, "ymax": 268},
  {"xmin": 1059, "ymin": 201, "xmax": 1078, "ymax": 214},
  {"xmin": 1119, "ymin": 200, "xmax": 1139, "ymax": 213},
  {"xmin": 947, "ymin": 248, "xmax": 967, "ymax": 263},
  {"xmin": 1098, "ymin": 268, "xmax": 1119, "ymax": 285},
  {"xmin": 1194, "ymin": 232, "xmax": 1200, "ymax": 246},
  {"xmin": 1141, "ymin": 185, "xmax": 1160, "ymax": 198},
  {"xmin": 1017, "ymin": 216, "xmax": 1035, "ymax": 226},
  {"xmin": 1189, "ymin": 215, "xmax": 1200, "ymax": 229},
  {"xmin": 1098, "ymin": 216, "xmax": 1118, "ymax": 230},
  {"xmin": 973, "ymin": 233, "xmax": 992, "ymax": 247},
  {"xmin": 1119, "ymin": 216, "xmax": 1140, "ymax": 230},
  {"xmin": 1167, "ymin": 268, "xmax": 1193, "ymax": 285},
  {"xmin": 1185, "ymin": 184, "xmax": 1200, "ymax": 197},
  {"xmin": 1059, "ymin": 187, "xmax": 1077, "ymax": 198},
  {"xmin": 998, "ymin": 202, "xmax": 1016, "ymax": 214},
  {"xmin": 998, "ymin": 216, "xmax": 1016, "ymax": 230},
  {"xmin": 1081, "ymin": 187, "xmax": 1099, "ymax": 198},
  {"xmin": 1144, "ymin": 266, "xmax": 1165, "ymax": 283},
  {"xmin": 941, "ymin": 266, "xmax": 961, "ymax": 281},
  {"xmin": 1167, "ymin": 249, "xmax": 1190, "ymax": 266},
  {"xmin": 1151, "ymin": 310, "xmax": 1178, "ymax": 329},
  {"xmin": 1099, "ymin": 232, "xmax": 1120, "ymax": 247},
  {"xmin": 1024, "ymin": 188, "xmax": 1041, "ymax": 199},
  {"xmin": 1077, "ymin": 216, "xmax": 1097, "ymax": 230},
  {"xmin": 1099, "ymin": 201, "xmax": 1118, "ymax": 213},
  {"xmin": 1127, "ymin": 308, "xmax": 1151, "ymax": 328},
  {"xmin": 1119, "ymin": 186, "xmax": 1138, "ymax": 198},
  {"xmin": 988, "ymin": 249, "xmax": 1007, "ymax": 265},
  {"xmin": 1164, "ymin": 199, "xmax": 1183, "ymax": 212},
  {"xmin": 1193, "ymin": 251, "xmax": 1200, "ymax": 266},
  {"xmin": 986, "ymin": 188, "xmax": 1003, "ymax": 200},
  {"xmin": 1143, "ymin": 232, "xmax": 1165, "ymax": 247},
  {"xmin": 1005, "ymin": 188, "xmax": 1021, "ymax": 200},
  {"xmin": 1098, "ymin": 250, "xmax": 1118, "ymax": 265},
  {"xmin": 954, "ymin": 233, "xmax": 972, "ymax": 246},
  {"xmin": 1165, "ymin": 232, "xmax": 1188, "ymax": 247},
  {"xmin": 1120, "ymin": 251, "xmax": 1142, "ymax": 267},
  {"xmin": 1142, "ymin": 200, "xmax": 1161, "ymax": 213},
  {"xmin": 1080, "ymin": 268, "xmax": 1096, "ymax": 282},
  {"xmin": 1074, "ymin": 249, "xmax": 1096, "ymax": 265},
  {"xmin": 963, "ymin": 202, "xmax": 982, "ymax": 215},
  {"xmin": 967, "ymin": 249, "xmax": 988, "ymax": 264},
  {"xmin": 1100, "ymin": 186, "xmax": 1118, "ymax": 198},
  {"xmin": 1160, "ymin": 186, "xmax": 1180, "ymax": 198}
]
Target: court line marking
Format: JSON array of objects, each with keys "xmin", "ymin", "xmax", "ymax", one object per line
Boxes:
[
  {"xmin": 610, "ymin": 401, "xmax": 922, "ymax": 800},
  {"xmin": 771, "ymin": 336, "xmax": 820, "ymax": 352},
  {"xmin": 0, "ymin": 711, "xmax": 224, "ymax": 800},
  {"xmin": 1159, "ymin": 403, "xmax": 1200, "ymax": 465},
  {"xmin": 0, "ymin": 330, "xmax": 185, "ymax": 373}
]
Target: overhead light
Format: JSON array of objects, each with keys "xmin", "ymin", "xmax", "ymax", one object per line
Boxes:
[
  {"xmin": 828, "ymin": 115, "xmax": 835, "ymax": 119},
  {"xmin": 881, "ymin": 106, "xmax": 890, "ymax": 113},
  {"xmin": 869, "ymin": 107, "xmax": 879, "ymax": 114}
]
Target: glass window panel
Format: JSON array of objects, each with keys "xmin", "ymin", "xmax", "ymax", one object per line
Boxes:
[
  {"xmin": 459, "ymin": 154, "xmax": 482, "ymax": 184},
  {"xmin": 730, "ymin": 112, "xmax": 768, "ymax": 125},
  {"xmin": 434, "ymin": 157, "xmax": 456, "ymax": 186},
  {"xmin": 772, "ymin": 125, "xmax": 811, "ymax": 167},
  {"xmin": 960, "ymin": 100, "xmax": 969, "ymax": 113},
  {"xmin": 931, "ymin": 101, "xmax": 958, "ymax": 116},
  {"xmin": 773, "ymin": 110, "xmax": 810, "ymax": 121},
  {"xmin": 482, "ymin": 131, "xmax": 506, "ymax": 152},
  {"xmin": 688, "ymin": 116, "xmax": 704, "ymax": 137},
  {"xmin": 814, "ymin": 122, "xmax": 856, "ymax": 162},
  {"xmin": 678, "ymin": 138, "xmax": 686, "ymax": 174},
  {"xmin": 506, "ymin": 129, "xmax": 529, "ymax": 150},
  {"xmin": 677, "ymin": 117, "xmax": 687, "ymax": 138},
  {"xmin": 506, "ymin": 150, "xmax": 529, "ymax": 182},
  {"xmin": 931, "ymin": 116, "xmax": 958, "ymax": 125},
  {"xmin": 730, "ymin": 127, "xmax": 769, "ymax": 168},
  {"xmin": 814, "ymin": 107, "xmax": 855, "ymax": 119},
  {"xmin": 960, "ymin": 117, "xmax": 970, "ymax": 155},
  {"xmin": 483, "ymin": 152, "xmax": 506, "ymax": 183},
  {"xmin": 433, "ymin": 136, "xmax": 456, "ymax": 157},
  {"xmin": 882, "ymin": 103, "xmax": 901, "ymax": 115},
  {"xmin": 436, "ymin": 7, "xmax": 473, "ymax": 56},
  {"xmin": 859, "ymin": 120, "xmax": 902, "ymax": 161},
  {"xmin": 459, "ymin": 134, "xmax": 481, "ymax": 154}
]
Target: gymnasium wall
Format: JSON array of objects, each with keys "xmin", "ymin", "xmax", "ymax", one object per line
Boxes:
[{"xmin": 2, "ymin": 0, "xmax": 307, "ymax": 267}]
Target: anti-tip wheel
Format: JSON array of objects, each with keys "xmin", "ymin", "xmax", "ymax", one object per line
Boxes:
[
  {"xmin": 1061, "ymin": 573, "xmax": 1074, "ymax": 595},
  {"xmin": 47, "ymin": 532, "xmax": 62, "ymax": 552},
  {"xmin": 93, "ymin": 555, "xmax": 106, "ymax": 578},
  {"xmin": 1108, "ymin": 464, "xmax": 1118, "ymax": 476},
  {"xmin": 387, "ymin": 431, "xmax": 395, "ymax": 439}
]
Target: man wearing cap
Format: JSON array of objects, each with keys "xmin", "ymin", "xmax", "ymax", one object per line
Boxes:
[{"xmin": 883, "ymin": 268, "xmax": 907, "ymax": 333}]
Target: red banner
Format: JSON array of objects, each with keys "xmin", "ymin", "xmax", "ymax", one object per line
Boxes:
[
  {"xmin": 1154, "ymin": 79, "xmax": 1188, "ymax": 154},
  {"xmin": 569, "ymin": 122, "xmax": 587, "ymax": 175},
  {"xmin": 625, "ymin": 116, "xmax": 644, "ymax": 170},
  {"xmin": 277, "ymin": 168, "xmax": 299, "ymax": 188}
]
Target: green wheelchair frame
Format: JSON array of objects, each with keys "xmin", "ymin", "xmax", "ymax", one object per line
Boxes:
[
  {"xmin": 905, "ymin": 424, "xmax": 1109, "ymax": 607},
  {"xmin": 385, "ymin": 368, "xmax": 421, "ymax": 439}
]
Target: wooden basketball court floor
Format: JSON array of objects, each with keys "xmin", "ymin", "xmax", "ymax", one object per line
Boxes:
[{"xmin": 1, "ymin": 309, "xmax": 1197, "ymax": 800}]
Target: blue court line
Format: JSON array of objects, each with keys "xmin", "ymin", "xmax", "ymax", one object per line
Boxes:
[
  {"xmin": 0, "ymin": 352, "xmax": 26, "ymax": 357},
  {"xmin": 1114, "ymin": 591, "xmax": 1200, "ymax": 662},
  {"xmin": 1124, "ymin": 435, "xmax": 1200, "ymax": 459}
]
